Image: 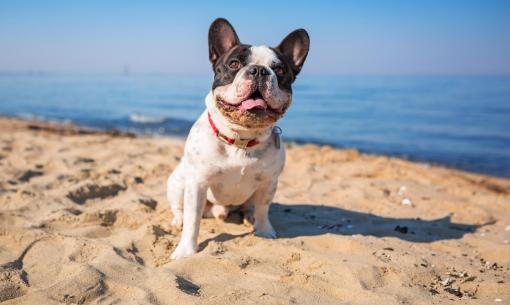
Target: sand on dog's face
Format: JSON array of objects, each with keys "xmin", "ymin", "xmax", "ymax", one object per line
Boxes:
[{"xmin": 0, "ymin": 117, "xmax": 509, "ymax": 304}]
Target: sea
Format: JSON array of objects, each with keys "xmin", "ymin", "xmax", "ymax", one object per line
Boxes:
[{"xmin": 0, "ymin": 73, "xmax": 509, "ymax": 178}]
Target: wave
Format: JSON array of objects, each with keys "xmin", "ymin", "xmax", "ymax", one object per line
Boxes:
[{"xmin": 128, "ymin": 114, "xmax": 167, "ymax": 124}]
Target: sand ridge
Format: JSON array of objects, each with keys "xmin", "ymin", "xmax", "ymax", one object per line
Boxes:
[{"xmin": 0, "ymin": 117, "xmax": 509, "ymax": 304}]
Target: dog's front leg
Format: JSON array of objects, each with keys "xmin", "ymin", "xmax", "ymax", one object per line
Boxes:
[
  {"xmin": 171, "ymin": 179, "xmax": 207, "ymax": 259},
  {"xmin": 253, "ymin": 181, "xmax": 278, "ymax": 239}
]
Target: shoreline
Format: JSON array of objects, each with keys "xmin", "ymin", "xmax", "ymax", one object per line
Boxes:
[
  {"xmin": 1, "ymin": 116, "xmax": 509, "ymax": 304},
  {"xmin": 1, "ymin": 114, "xmax": 508, "ymax": 180}
]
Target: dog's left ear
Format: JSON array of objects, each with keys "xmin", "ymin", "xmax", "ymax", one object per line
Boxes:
[
  {"xmin": 277, "ymin": 29, "xmax": 310, "ymax": 75},
  {"xmin": 209, "ymin": 18, "xmax": 240, "ymax": 65}
]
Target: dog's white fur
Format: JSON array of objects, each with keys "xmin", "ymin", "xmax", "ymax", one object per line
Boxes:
[
  {"xmin": 249, "ymin": 45, "xmax": 279, "ymax": 66},
  {"xmin": 167, "ymin": 46, "xmax": 287, "ymax": 260}
]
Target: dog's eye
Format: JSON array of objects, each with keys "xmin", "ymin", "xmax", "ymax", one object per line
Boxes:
[
  {"xmin": 228, "ymin": 60, "xmax": 241, "ymax": 70},
  {"xmin": 274, "ymin": 66, "xmax": 285, "ymax": 76}
]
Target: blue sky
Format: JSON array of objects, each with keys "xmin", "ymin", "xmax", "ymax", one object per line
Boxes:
[{"xmin": 0, "ymin": 0, "xmax": 509, "ymax": 75}]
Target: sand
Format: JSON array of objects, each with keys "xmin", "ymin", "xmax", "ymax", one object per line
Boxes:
[{"xmin": 0, "ymin": 116, "xmax": 509, "ymax": 305}]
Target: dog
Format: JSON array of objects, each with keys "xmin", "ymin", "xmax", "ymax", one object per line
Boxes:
[{"xmin": 167, "ymin": 18, "xmax": 309, "ymax": 259}]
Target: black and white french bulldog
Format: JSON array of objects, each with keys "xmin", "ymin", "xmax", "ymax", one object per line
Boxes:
[{"xmin": 167, "ymin": 18, "xmax": 309, "ymax": 259}]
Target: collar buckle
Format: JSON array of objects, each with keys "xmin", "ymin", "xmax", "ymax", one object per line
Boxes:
[{"xmin": 233, "ymin": 138, "xmax": 251, "ymax": 148}]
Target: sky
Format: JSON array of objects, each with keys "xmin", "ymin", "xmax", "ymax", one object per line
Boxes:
[{"xmin": 0, "ymin": 0, "xmax": 509, "ymax": 75}]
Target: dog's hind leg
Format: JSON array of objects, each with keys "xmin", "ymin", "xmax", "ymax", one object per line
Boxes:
[
  {"xmin": 203, "ymin": 202, "xmax": 230, "ymax": 221},
  {"xmin": 167, "ymin": 164, "xmax": 185, "ymax": 228},
  {"xmin": 240, "ymin": 200, "xmax": 254, "ymax": 226}
]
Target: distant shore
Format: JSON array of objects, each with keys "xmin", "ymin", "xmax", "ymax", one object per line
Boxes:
[{"xmin": 0, "ymin": 116, "xmax": 509, "ymax": 304}]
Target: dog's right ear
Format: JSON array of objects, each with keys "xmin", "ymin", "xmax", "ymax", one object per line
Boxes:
[{"xmin": 209, "ymin": 18, "xmax": 240, "ymax": 65}]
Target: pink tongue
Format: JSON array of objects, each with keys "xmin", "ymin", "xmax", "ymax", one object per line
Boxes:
[{"xmin": 240, "ymin": 98, "xmax": 267, "ymax": 111}]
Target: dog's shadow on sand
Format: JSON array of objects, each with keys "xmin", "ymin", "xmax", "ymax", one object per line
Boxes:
[
  {"xmin": 199, "ymin": 203, "xmax": 484, "ymax": 250},
  {"xmin": 269, "ymin": 203, "xmax": 482, "ymax": 242}
]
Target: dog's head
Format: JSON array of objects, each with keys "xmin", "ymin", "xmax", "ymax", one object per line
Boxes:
[{"xmin": 208, "ymin": 18, "xmax": 309, "ymax": 129}]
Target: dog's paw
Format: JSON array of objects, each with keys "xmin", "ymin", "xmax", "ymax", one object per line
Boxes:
[
  {"xmin": 211, "ymin": 204, "xmax": 229, "ymax": 221},
  {"xmin": 243, "ymin": 214, "xmax": 255, "ymax": 226},
  {"xmin": 242, "ymin": 209, "xmax": 255, "ymax": 226},
  {"xmin": 171, "ymin": 215, "xmax": 183, "ymax": 228},
  {"xmin": 254, "ymin": 225, "xmax": 277, "ymax": 239},
  {"xmin": 171, "ymin": 243, "xmax": 196, "ymax": 260}
]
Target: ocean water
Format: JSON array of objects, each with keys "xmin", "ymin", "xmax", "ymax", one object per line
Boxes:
[{"xmin": 0, "ymin": 73, "xmax": 509, "ymax": 178}]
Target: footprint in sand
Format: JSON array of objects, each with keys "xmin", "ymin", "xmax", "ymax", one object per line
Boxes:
[
  {"xmin": 17, "ymin": 170, "xmax": 43, "ymax": 183},
  {"xmin": 175, "ymin": 275, "xmax": 200, "ymax": 297},
  {"xmin": 0, "ymin": 240, "xmax": 41, "ymax": 302},
  {"xmin": 0, "ymin": 268, "xmax": 29, "ymax": 302},
  {"xmin": 66, "ymin": 183, "xmax": 126, "ymax": 205},
  {"xmin": 112, "ymin": 243, "xmax": 145, "ymax": 266},
  {"xmin": 81, "ymin": 210, "xmax": 119, "ymax": 227},
  {"xmin": 45, "ymin": 266, "xmax": 106, "ymax": 304},
  {"xmin": 139, "ymin": 197, "xmax": 158, "ymax": 210},
  {"xmin": 74, "ymin": 157, "xmax": 95, "ymax": 165}
]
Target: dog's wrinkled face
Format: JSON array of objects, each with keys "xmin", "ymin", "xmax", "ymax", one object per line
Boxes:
[{"xmin": 208, "ymin": 18, "xmax": 310, "ymax": 128}]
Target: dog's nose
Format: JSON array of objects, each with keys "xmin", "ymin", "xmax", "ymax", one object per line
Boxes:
[{"xmin": 249, "ymin": 65, "xmax": 270, "ymax": 77}]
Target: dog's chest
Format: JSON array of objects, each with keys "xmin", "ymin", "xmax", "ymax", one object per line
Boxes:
[{"xmin": 206, "ymin": 146, "xmax": 282, "ymax": 206}]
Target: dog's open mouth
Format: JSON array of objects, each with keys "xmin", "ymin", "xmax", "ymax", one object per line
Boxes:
[
  {"xmin": 217, "ymin": 90, "xmax": 281, "ymax": 115},
  {"xmin": 239, "ymin": 91, "xmax": 267, "ymax": 111}
]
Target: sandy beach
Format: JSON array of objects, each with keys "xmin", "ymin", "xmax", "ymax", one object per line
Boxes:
[{"xmin": 0, "ymin": 116, "xmax": 509, "ymax": 305}]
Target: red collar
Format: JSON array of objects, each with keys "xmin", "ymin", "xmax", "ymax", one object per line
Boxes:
[{"xmin": 207, "ymin": 112, "xmax": 259, "ymax": 148}]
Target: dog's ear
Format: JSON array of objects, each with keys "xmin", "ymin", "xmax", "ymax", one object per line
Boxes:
[
  {"xmin": 209, "ymin": 18, "xmax": 240, "ymax": 65},
  {"xmin": 277, "ymin": 29, "xmax": 310, "ymax": 75}
]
